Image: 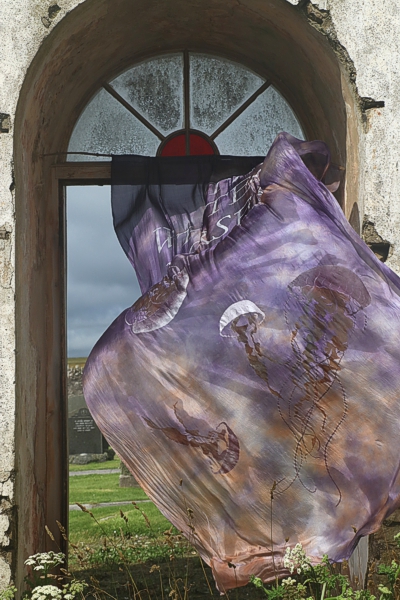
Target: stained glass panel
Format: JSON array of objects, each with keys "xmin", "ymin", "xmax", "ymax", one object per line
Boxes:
[
  {"xmin": 110, "ymin": 54, "xmax": 184, "ymax": 137},
  {"xmin": 215, "ymin": 86, "xmax": 304, "ymax": 155},
  {"xmin": 67, "ymin": 53, "xmax": 305, "ymax": 160},
  {"xmin": 68, "ymin": 89, "xmax": 160, "ymax": 161},
  {"xmin": 189, "ymin": 53, "xmax": 265, "ymax": 136}
]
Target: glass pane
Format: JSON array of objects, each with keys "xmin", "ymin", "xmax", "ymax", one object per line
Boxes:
[
  {"xmin": 215, "ymin": 86, "xmax": 304, "ymax": 156},
  {"xmin": 110, "ymin": 54, "xmax": 184, "ymax": 137},
  {"xmin": 190, "ymin": 53, "xmax": 264, "ymax": 136},
  {"xmin": 160, "ymin": 133, "xmax": 216, "ymax": 156},
  {"xmin": 67, "ymin": 88, "xmax": 159, "ymax": 161}
]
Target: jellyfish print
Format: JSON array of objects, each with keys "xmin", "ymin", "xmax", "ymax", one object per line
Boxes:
[
  {"xmin": 83, "ymin": 133, "xmax": 400, "ymax": 589},
  {"xmin": 139, "ymin": 401, "xmax": 240, "ymax": 475},
  {"xmin": 282, "ymin": 265, "xmax": 371, "ymax": 501}
]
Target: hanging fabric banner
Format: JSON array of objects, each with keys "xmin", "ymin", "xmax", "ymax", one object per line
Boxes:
[
  {"xmin": 84, "ymin": 133, "xmax": 400, "ymax": 591},
  {"xmin": 111, "ymin": 154, "xmax": 264, "ymax": 293}
]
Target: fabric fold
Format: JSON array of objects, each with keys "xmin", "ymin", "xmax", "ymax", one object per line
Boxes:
[{"xmin": 84, "ymin": 133, "xmax": 400, "ymax": 591}]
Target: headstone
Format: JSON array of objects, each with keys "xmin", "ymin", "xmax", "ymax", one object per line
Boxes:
[
  {"xmin": 68, "ymin": 407, "xmax": 103, "ymax": 455},
  {"xmin": 68, "ymin": 394, "xmax": 87, "ymax": 417},
  {"xmin": 119, "ymin": 461, "xmax": 139, "ymax": 487}
]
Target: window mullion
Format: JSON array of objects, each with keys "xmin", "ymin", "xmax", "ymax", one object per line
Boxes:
[
  {"xmin": 183, "ymin": 50, "xmax": 190, "ymax": 155},
  {"xmin": 103, "ymin": 82, "xmax": 165, "ymax": 141},
  {"xmin": 210, "ymin": 80, "xmax": 271, "ymax": 140}
]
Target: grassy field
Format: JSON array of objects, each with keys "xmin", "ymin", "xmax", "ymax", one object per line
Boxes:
[
  {"xmin": 68, "ymin": 480, "xmax": 190, "ymax": 568},
  {"xmin": 69, "ymin": 473, "xmax": 148, "ymax": 504},
  {"xmin": 68, "ymin": 504, "xmax": 264, "ymax": 599},
  {"xmin": 68, "ymin": 357, "xmax": 87, "ymax": 367},
  {"xmin": 69, "ymin": 458, "xmax": 120, "ymax": 472},
  {"xmin": 69, "ymin": 503, "xmax": 171, "ymax": 543}
]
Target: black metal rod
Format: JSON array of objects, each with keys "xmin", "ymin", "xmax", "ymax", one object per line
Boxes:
[
  {"xmin": 42, "ymin": 151, "xmax": 113, "ymax": 157},
  {"xmin": 210, "ymin": 80, "xmax": 271, "ymax": 140},
  {"xmin": 103, "ymin": 82, "xmax": 165, "ymax": 141}
]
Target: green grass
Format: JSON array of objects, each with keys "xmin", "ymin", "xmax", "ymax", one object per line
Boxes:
[
  {"xmin": 69, "ymin": 473, "xmax": 148, "ymax": 504},
  {"xmin": 69, "ymin": 503, "xmax": 170, "ymax": 543},
  {"xmin": 67, "ymin": 487, "xmax": 264, "ymax": 599},
  {"xmin": 68, "ymin": 504, "xmax": 190, "ymax": 566},
  {"xmin": 68, "ymin": 357, "xmax": 87, "ymax": 367},
  {"xmin": 68, "ymin": 471, "xmax": 190, "ymax": 567},
  {"xmin": 69, "ymin": 458, "xmax": 120, "ymax": 472}
]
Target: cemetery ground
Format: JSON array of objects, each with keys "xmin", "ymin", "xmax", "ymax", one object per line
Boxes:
[
  {"xmin": 69, "ymin": 458, "xmax": 120, "ymax": 472},
  {"xmin": 68, "ymin": 463, "xmax": 400, "ymax": 599},
  {"xmin": 69, "ymin": 473, "xmax": 148, "ymax": 504},
  {"xmin": 68, "ymin": 464, "xmax": 265, "ymax": 598}
]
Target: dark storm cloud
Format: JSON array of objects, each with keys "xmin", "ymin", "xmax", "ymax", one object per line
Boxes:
[{"xmin": 67, "ymin": 185, "xmax": 141, "ymax": 357}]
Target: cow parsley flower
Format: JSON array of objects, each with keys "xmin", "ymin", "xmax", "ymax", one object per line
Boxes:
[
  {"xmin": 24, "ymin": 552, "xmax": 65, "ymax": 571},
  {"xmin": 283, "ymin": 543, "xmax": 311, "ymax": 575},
  {"xmin": 31, "ymin": 585, "xmax": 63, "ymax": 600}
]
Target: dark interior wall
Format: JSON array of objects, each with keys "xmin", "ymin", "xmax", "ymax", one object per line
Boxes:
[{"xmin": 13, "ymin": 0, "xmax": 355, "ymax": 589}]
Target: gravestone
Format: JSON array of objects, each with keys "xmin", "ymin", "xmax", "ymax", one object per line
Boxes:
[
  {"xmin": 68, "ymin": 407, "xmax": 103, "ymax": 455},
  {"xmin": 119, "ymin": 461, "xmax": 139, "ymax": 487},
  {"xmin": 68, "ymin": 394, "xmax": 87, "ymax": 417}
]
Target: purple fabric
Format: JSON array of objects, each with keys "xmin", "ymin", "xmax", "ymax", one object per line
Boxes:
[
  {"xmin": 83, "ymin": 133, "xmax": 400, "ymax": 591},
  {"xmin": 111, "ymin": 155, "xmax": 263, "ymax": 293}
]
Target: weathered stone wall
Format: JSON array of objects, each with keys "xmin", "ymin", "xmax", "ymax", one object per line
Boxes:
[
  {"xmin": 0, "ymin": 2, "xmax": 86, "ymax": 587},
  {"xmin": 312, "ymin": 0, "xmax": 400, "ymax": 274},
  {"xmin": 67, "ymin": 363, "xmax": 84, "ymax": 398},
  {"xmin": 1, "ymin": 0, "xmax": 400, "ymax": 590}
]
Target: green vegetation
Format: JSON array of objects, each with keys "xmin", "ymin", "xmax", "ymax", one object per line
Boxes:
[
  {"xmin": 69, "ymin": 459, "xmax": 120, "ymax": 472},
  {"xmin": 69, "ymin": 473, "xmax": 148, "ymax": 504},
  {"xmin": 65, "ymin": 477, "xmax": 263, "ymax": 597},
  {"xmin": 62, "ymin": 467, "xmax": 400, "ymax": 599},
  {"xmin": 68, "ymin": 470, "xmax": 186, "ymax": 567},
  {"xmin": 250, "ymin": 547, "xmax": 378, "ymax": 600},
  {"xmin": 69, "ymin": 504, "xmax": 172, "ymax": 546},
  {"xmin": 7, "ymin": 495, "xmax": 400, "ymax": 600},
  {"xmin": 67, "ymin": 357, "xmax": 87, "ymax": 367}
]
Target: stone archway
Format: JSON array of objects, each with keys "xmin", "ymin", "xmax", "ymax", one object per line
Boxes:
[{"xmin": 13, "ymin": 0, "xmax": 358, "ymax": 589}]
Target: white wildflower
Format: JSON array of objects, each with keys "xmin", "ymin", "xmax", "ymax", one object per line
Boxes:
[
  {"xmin": 24, "ymin": 552, "xmax": 65, "ymax": 571},
  {"xmin": 31, "ymin": 585, "xmax": 63, "ymax": 600},
  {"xmin": 283, "ymin": 543, "xmax": 311, "ymax": 575},
  {"xmin": 281, "ymin": 577, "xmax": 297, "ymax": 587}
]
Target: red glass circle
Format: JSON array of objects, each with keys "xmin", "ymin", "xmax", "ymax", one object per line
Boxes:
[
  {"xmin": 189, "ymin": 134, "xmax": 215, "ymax": 156},
  {"xmin": 160, "ymin": 133, "xmax": 216, "ymax": 157}
]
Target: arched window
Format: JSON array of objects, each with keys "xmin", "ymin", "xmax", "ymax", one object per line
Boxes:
[
  {"xmin": 14, "ymin": 0, "xmax": 356, "ymax": 579},
  {"xmin": 68, "ymin": 52, "xmax": 304, "ymax": 160}
]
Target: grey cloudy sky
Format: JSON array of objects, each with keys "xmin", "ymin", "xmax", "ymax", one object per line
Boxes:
[{"xmin": 67, "ymin": 186, "xmax": 141, "ymax": 357}]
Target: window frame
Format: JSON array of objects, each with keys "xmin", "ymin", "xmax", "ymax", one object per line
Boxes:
[
  {"xmin": 67, "ymin": 50, "xmax": 301, "ymax": 160},
  {"xmin": 47, "ymin": 162, "xmax": 111, "ymax": 556}
]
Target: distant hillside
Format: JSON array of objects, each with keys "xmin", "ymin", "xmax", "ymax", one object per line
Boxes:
[{"xmin": 68, "ymin": 357, "xmax": 87, "ymax": 368}]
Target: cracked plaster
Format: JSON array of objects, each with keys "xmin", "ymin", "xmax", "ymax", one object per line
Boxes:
[
  {"xmin": 0, "ymin": 1, "xmax": 88, "ymax": 589},
  {"xmin": 303, "ymin": 0, "xmax": 400, "ymax": 271},
  {"xmin": 1, "ymin": 0, "xmax": 400, "ymax": 590}
]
